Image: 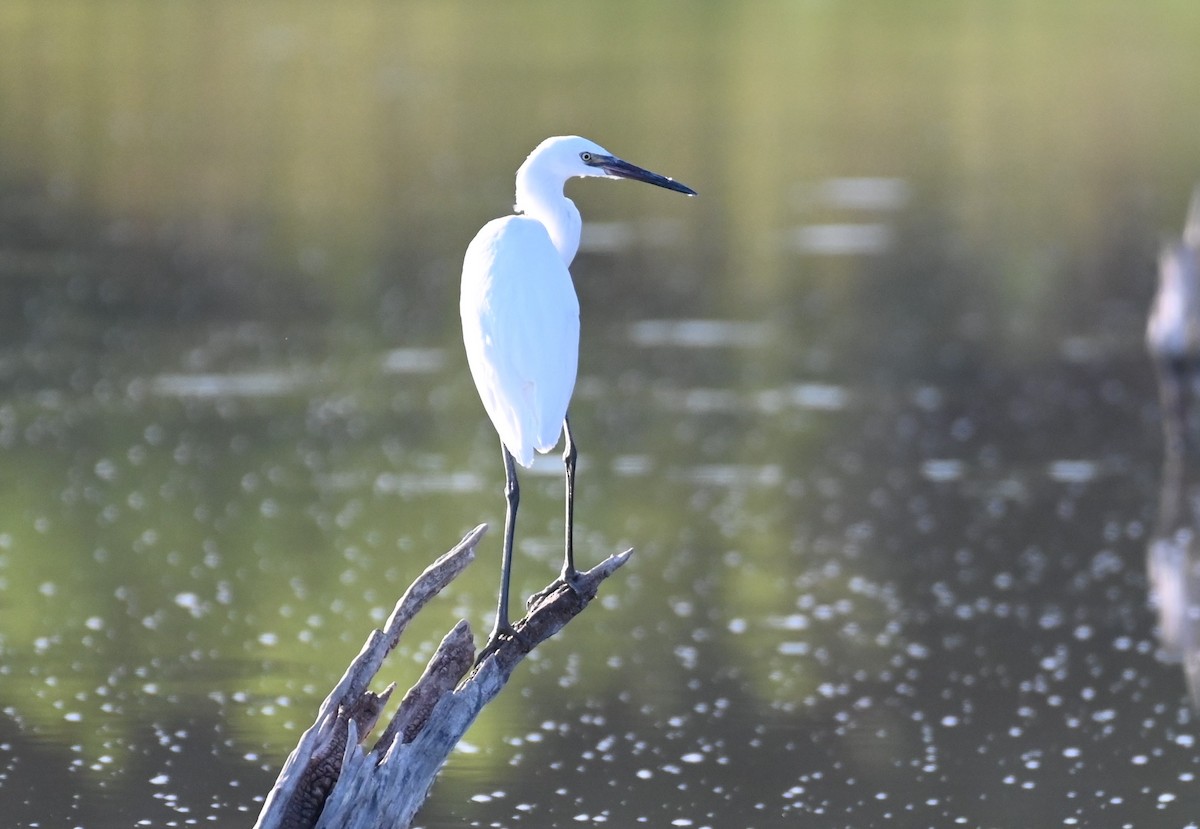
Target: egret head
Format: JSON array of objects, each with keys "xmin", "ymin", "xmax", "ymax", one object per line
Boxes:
[{"xmin": 521, "ymin": 135, "xmax": 696, "ymax": 196}]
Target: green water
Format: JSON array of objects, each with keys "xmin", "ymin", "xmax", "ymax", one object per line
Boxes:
[{"xmin": 0, "ymin": 2, "xmax": 1198, "ymax": 826}]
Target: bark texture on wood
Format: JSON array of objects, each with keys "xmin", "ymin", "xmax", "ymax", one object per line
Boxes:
[{"xmin": 253, "ymin": 523, "xmax": 631, "ymax": 829}]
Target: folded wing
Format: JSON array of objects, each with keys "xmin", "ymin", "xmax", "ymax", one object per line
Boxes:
[{"xmin": 461, "ymin": 215, "xmax": 581, "ymax": 468}]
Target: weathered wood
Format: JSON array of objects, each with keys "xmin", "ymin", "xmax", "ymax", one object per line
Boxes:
[{"xmin": 253, "ymin": 523, "xmax": 632, "ymax": 829}]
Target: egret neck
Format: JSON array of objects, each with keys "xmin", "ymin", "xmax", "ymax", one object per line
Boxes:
[{"xmin": 515, "ymin": 157, "xmax": 583, "ymax": 266}]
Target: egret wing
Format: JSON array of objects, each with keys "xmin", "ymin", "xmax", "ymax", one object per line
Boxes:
[{"xmin": 461, "ymin": 216, "xmax": 580, "ymax": 467}]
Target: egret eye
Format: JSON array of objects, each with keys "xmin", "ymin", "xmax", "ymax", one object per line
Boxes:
[{"xmin": 580, "ymin": 151, "xmax": 593, "ymax": 163}]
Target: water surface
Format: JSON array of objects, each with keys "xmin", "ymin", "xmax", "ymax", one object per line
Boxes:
[{"xmin": 1, "ymin": 2, "xmax": 1199, "ymax": 827}]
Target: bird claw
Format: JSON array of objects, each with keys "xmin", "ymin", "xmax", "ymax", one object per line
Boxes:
[
  {"xmin": 526, "ymin": 570, "xmax": 586, "ymax": 609},
  {"xmin": 475, "ymin": 623, "xmax": 532, "ymax": 665}
]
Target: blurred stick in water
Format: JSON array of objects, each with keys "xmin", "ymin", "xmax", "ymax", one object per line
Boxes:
[
  {"xmin": 1146, "ymin": 184, "xmax": 1200, "ymax": 707},
  {"xmin": 252, "ymin": 524, "xmax": 631, "ymax": 829},
  {"xmin": 1147, "ymin": 185, "xmax": 1200, "ymax": 461}
]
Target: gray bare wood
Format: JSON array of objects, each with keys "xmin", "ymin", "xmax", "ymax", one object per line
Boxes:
[{"xmin": 252, "ymin": 523, "xmax": 631, "ymax": 829}]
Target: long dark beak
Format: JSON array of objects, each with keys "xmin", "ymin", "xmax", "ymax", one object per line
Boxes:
[{"xmin": 595, "ymin": 155, "xmax": 697, "ymax": 196}]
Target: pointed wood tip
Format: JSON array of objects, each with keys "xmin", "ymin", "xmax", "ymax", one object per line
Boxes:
[
  {"xmin": 585, "ymin": 547, "xmax": 633, "ymax": 581},
  {"xmin": 461, "ymin": 523, "xmax": 488, "ymax": 548}
]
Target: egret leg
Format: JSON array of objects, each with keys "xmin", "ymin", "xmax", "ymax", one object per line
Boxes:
[
  {"xmin": 561, "ymin": 415, "xmax": 582, "ymax": 589},
  {"xmin": 479, "ymin": 444, "xmax": 528, "ymax": 662},
  {"xmin": 526, "ymin": 416, "xmax": 586, "ymax": 611}
]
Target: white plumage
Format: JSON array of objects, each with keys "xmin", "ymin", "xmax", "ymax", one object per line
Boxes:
[
  {"xmin": 461, "ymin": 214, "xmax": 580, "ymax": 468},
  {"xmin": 459, "ymin": 135, "xmax": 694, "ymax": 656}
]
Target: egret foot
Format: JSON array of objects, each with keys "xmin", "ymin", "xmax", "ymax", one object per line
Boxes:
[
  {"xmin": 475, "ymin": 623, "xmax": 532, "ymax": 665},
  {"xmin": 526, "ymin": 568, "xmax": 586, "ymax": 609}
]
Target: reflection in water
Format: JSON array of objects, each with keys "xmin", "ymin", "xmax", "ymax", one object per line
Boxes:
[
  {"xmin": 628, "ymin": 319, "xmax": 771, "ymax": 349},
  {"xmin": 149, "ymin": 370, "xmax": 311, "ymax": 398},
  {"xmin": 784, "ymin": 176, "xmax": 909, "ymax": 255},
  {"xmin": 1045, "ymin": 460, "xmax": 1099, "ymax": 484},
  {"xmin": 380, "ymin": 348, "xmax": 447, "ymax": 375},
  {"xmin": 758, "ymin": 383, "xmax": 849, "ymax": 412},
  {"xmin": 1146, "ymin": 185, "xmax": 1200, "ymax": 706},
  {"xmin": 580, "ymin": 219, "xmax": 688, "ymax": 254},
  {"xmin": 920, "ymin": 458, "xmax": 965, "ymax": 483},
  {"xmin": 806, "ymin": 177, "xmax": 911, "ymax": 212},
  {"xmin": 652, "ymin": 383, "xmax": 850, "ymax": 415},
  {"xmin": 669, "ymin": 463, "xmax": 784, "ymax": 488},
  {"xmin": 1146, "ymin": 426, "xmax": 1200, "ymax": 707},
  {"xmin": 785, "ymin": 222, "xmax": 892, "ymax": 256},
  {"xmin": 372, "ymin": 471, "xmax": 484, "ymax": 496}
]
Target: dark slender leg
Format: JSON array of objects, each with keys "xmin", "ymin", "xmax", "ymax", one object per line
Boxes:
[
  {"xmin": 561, "ymin": 415, "xmax": 582, "ymax": 589},
  {"xmin": 480, "ymin": 443, "xmax": 521, "ymax": 660},
  {"xmin": 526, "ymin": 418, "xmax": 586, "ymax": 611}
]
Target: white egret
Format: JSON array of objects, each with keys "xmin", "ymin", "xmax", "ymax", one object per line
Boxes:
[{"xmin": 460, "ymin": 135, "xmax": 695, "ymax": 656}]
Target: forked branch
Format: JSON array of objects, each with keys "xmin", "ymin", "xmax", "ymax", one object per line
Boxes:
[{"xmin": 252, "ymin": 524, "xmax": 631, "ymax": 829}]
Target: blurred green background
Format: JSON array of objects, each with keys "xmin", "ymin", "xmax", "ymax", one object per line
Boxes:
[{"xmin": 0, "ymin": 2, "xmax": 1197, "ymax": 826}]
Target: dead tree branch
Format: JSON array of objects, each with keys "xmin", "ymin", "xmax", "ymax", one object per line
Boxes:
[{"xmin": 252, "ymin": 523, "xmax": 631, "ymax": 829}]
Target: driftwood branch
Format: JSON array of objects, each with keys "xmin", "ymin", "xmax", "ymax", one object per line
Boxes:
[{"xmin": 252, "ymin": 523, "xmax": 632, "ymax": 829}]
